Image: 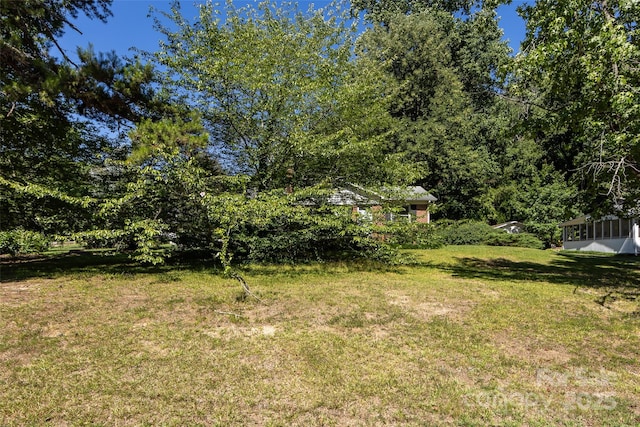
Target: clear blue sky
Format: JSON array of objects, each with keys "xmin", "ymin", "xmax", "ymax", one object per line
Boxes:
[{"xmin": 58, "ymin": 0, "xmax": 529, "ymax": 63}]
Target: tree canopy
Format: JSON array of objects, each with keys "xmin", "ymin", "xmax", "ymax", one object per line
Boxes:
[
  {"xmin": 2, "ymin": 0, "xmax": 638, "ymax": 260},
  {"xmin": 152, "ymin": 1, "xmax": 412, "ymax": 191},
  {"xmin": 511, "ymin": 0, "xmax": 640, "ymax": 213},
  {"xmin": 1, "ymin": 0, "xmax": 158, "ymax": 235}
]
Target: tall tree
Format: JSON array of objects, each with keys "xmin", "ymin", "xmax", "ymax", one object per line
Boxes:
[
  {"xmin": 152, "ymin": 0, "xmax": 411, "ymax": 191},
  {"xmin": 356, "ymin": 5, "xmax": 511, "ymax": 218},
  {"xmin": 352, "ymin": 0, "xmax": 488, "ymax": 19},
  {"xmin": 1, "ymin": 0, "xmax": 155, "ymax": 123},
  {"xmin": 511, "ymin": 0, "xmax": 640, "ymax": 213},
  {"xmin": 1, "ymin": 0, "xmax": 157, "ymax": 233}
]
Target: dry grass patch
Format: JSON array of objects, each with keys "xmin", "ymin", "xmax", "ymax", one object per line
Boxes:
[
  {"xmin": 1, "ymin": 247, "xmax": 639, "ymax": 426},
  {"xmin": 0, "ymin": 280, "xmax": 47, "ymax": 306},
  {"xmin": 386, "ymin": 289, "xmax": 475, "ymax": 322}
]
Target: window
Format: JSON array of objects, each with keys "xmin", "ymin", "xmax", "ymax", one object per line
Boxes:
[
  {"xmin": 612, "ymin": 219, "xmax": 620, "ymax": 238},
  {"xmin": 621, "ymin": 219, "xmax": 631, "ymax": 238},
  {"xmin": 586, "ymin": 222, "xmax": 593, "ymax": 239},
  {"xmin": 603, "ymin": 220, "xmax": 611, "ymax": 239},
  {"xmin": 595, "ymin": 221, "xmax": 603, "ymax": 239},
  {"xmin": 570, "ymin": 225, "xmax": 580, "ymax": 241}
]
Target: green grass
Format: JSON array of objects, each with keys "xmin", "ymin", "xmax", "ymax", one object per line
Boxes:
[{"xmin": 1, "ymin": 246, "xmax": 639, "ymax": 426}]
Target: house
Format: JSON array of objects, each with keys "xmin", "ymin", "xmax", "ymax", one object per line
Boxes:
[
  {"xmin": 492, "ymin": 221, "xmax": 525, "ymax": 234},
  {"xmin": 328, "ymin": 184, "xmax": 437, "ymax": 224},
  {"xmin": 559, "ymin": 215, "xmax": 640, "ymax": 254}
]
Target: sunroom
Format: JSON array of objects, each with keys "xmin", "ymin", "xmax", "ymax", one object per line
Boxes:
[{"xmin": 559, "ymin": 215, "xmax": 640, "ymax": 254}]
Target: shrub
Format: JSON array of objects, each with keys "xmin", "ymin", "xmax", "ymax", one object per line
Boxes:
[
  {"xmin": 523, "ymin": 222, "xmax": 563, "ymax": 248},
  {"xmin": 434, "ymin": 220, "xmax": 544, "ymax": 249},
  {"xmin": 234, "ymin": 208, "xmax": 399, "ymax": 263},
  {"xmin": 0, "ymin": 231, "xmax": 20, "ymax": 256},
  {"xmin": 382, "ymin": 221, "xmax": 444, "ymax": 249},
  {"xmin": 0, "ymin": 229, "xmax": 50, "ymax": 255},
  {"xmin": 435, "ymin": 220, "xmax": 497, "ymax": 245}
]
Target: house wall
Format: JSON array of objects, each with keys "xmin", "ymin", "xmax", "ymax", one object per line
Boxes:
[
  {"xmin": 354, "ymin": 204, "xmax": 432, "ymax": 224},
  {"xmin": 414, "ymin": 204, "xmax": 430, "ymax": 223}
]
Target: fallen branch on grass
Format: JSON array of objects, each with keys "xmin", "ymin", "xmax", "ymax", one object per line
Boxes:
[
  {"xmin": 214, "ymin": 310, "xmax": 246, "ymax": 319},
  {"xmin": 230, "ymin": 271, "xmax": 263, "ymax": 303}
]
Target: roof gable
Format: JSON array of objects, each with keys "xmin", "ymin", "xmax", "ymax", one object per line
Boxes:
[{"xmin": 330, "ymin": 184, "xmax": 437, "ymax": 205}]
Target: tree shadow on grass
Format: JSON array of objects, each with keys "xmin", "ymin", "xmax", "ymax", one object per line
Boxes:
[
  {"xmin": 444, "ymin": 252, "xmax": 640, "ymax": 306},
  {"xmin": 0, "ymin": 251, "xmax": 192, "ymax": 282},
  {"xmin": 0, "ymin": 250, "xmax": 403, "ymax": 283}
]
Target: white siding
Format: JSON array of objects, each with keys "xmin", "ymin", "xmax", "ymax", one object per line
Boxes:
[{"xmin": 563, "ymin": 238, "xmax": 637, "ymax": 254}]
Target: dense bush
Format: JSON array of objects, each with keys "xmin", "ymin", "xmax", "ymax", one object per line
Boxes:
[
  {"xmin": 435, "ymin": 220, "xmax": 497, "ymax": 245},
  {"xmin": 0, "ymin": 229, "xmax": 50, "ymax": 255},
  {"xmin": 239, "ymin": 231, "xmax": 398, "ymax": 264},
  {"xmin": 523, "ymin": 222, "xmax": 562, "ymax": 248},
  {"xmin": 233, "ymin": 207, "xmax": 399, "ymax": 263},
  {"xmin": 0, "ymin": 232, "xmax": 19, "ymax": 256},
  {"xmin": 382, "ymin": 221, "xmax": 444, "ymax": 249},
  {"xmin": 434, "ymin": 220, "xmax": 544, "ymax": 249}
]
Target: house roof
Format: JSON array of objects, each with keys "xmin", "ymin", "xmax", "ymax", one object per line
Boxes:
[
  {"xmin": 329, "ymin": 184, "xmax": 437, "ymax": 205},
  {"xmin": 404, "ymin": 186, "xmax": 438, "ymax": 203},
  {"xmin": 327, "ymin": 188, "xmax": 377, "ymax": 206},
  {"xmin": 558, "ymin": 214, "xmax": 635, "ymax": 227},
  {"xmin": 558, "ymin": 215, "xmax": 589, "ymax": 227},
  {"xmin": 493, "ymin": 221, "xmax": 525, "ymax": 229}
]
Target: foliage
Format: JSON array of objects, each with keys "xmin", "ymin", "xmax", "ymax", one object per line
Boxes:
[
  {"xmin": 351, "ymin": 0, "xmax": 500, "ymax": 19},
  {"xmin": 5, "ymin": 0, "xmax": 632, "ymax": 263},
  {"xmin": 0, "ymin": 232, "xmax": 19, "ymax": 256},
  {"xmin": 74, "ymin": 229, "xmax": 130, "ymax": 251},
  {"xmin": 0, "ymin": 0, "xmax": 159, "ymax": 240},
  {"xmin": 483, "ymin": 230, "xmax": 545, "ymax": 250},
  {"xmin": 1, "ymin": 0, "xmax": 156, "ymax": 125},
  {"xmin": 523, "ymin": 221, "xmax": 562, "ymax": 248},
  {"xmin": 0, "ymin": 229, "xmax": 50, "ymax": 256},
  {"xmin": 1, "ymin": 0, "xmax": 112, "ymax": 49},
  {"xmin": 200, "ymin": 186, "xmax": 400, "ymax": 265},
  {"xmin": 434, "ymin": 220, "xmax": 544, "ymax": 249},
  {"xmin": 352, "ymin": 0, "xmax": 581, "ymax": 231},
  {"xmin": 511, "ymin": 0, "xmax": 640, "ymax": 212},
  {"xmin": 477, "ymin": 135, "xmax": 580, "ymax": 243},
  {"xmin": 78, "ymin": 117, "xmax": 400, "ymax": 266},
  {"xmin": 356, "ymin": 5, "xmax": 512, "ymax": 219},
  {"xmin": 435, "ymin": 220, "xmax": 496, "ymax": 245},
  {"xmin": 380, "ymin": 221, "xmax": 443, "ymax": 249},
  {"xmin": 152, "ymin": 0, "xmax": 412, "ymax": 191},
  {"xmin": 71, "ymin": 220, "xmax": 168, "ymax": 264}
]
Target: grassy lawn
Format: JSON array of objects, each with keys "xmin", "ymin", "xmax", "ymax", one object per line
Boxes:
[{"xmin": 1, "ymin": 246, "xmax": 639, "ymax": 426}]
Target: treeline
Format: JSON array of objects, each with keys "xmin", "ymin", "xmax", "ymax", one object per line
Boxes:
[{"xmin": 1, "ymin": 0, "xmax": 638, "ymax": 262}]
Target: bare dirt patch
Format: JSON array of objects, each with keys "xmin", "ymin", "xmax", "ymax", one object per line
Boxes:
[
  {"xmin": 41, "ymin": 323, "xmax": 71, "ymax": 338},
  {"xmin": 386, "ymin": 290, "xmax": 474, "ymax": 322},
  {"xmin": 492, "ymin": 331, "xmax": 573, "ymax": 365},
  {"xmin": 202, "ymin": 324, "xmax": 278, "ymax": 340},
  {"xmin": 0, "ymin": 280, "xmax": 47, "ymax": 305}
]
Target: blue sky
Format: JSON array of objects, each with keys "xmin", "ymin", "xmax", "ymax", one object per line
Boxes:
[{"xmin": 58, "ymin": 0, "xmax": 529, "ymax": 63}]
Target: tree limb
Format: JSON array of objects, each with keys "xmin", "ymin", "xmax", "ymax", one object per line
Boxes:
[{"xmin": 230, "ymin": 271, "xmax": 262, "ymax": 302}]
